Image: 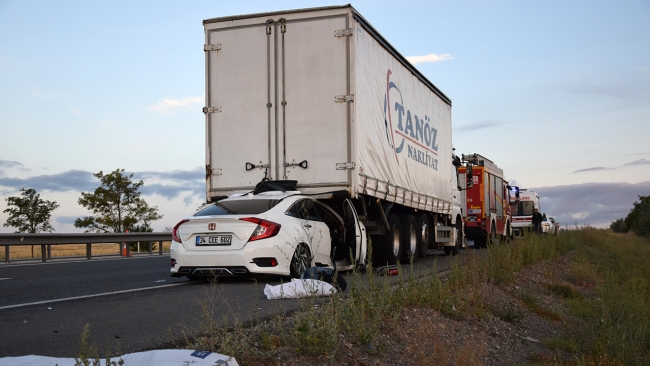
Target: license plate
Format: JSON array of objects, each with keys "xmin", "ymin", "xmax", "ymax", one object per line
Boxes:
[{"xmin": 196, "ymin": 235, "xmax": 232, "ymax": 245}]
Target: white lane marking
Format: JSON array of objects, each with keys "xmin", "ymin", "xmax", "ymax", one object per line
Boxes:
[
  {"xmin": 0, "ymin": 278, "xmax": 11, "ymax": 281},
  {"xmin": 0, "ymin": 282, "xmax": 189, "ymax": 310}
]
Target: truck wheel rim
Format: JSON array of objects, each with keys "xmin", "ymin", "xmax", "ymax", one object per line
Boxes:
[
  {"xmin": 409, "ymin": 225, "xmax": 417, "ymax": 255},
  {"xmin": 392, "ymin": 225, "xmax": 400, "ymax": 257}
]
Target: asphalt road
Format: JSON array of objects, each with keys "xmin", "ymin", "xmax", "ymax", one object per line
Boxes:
[{"xmin": 0, "ymin": 252, "xmax": 455, "ymax": 358}]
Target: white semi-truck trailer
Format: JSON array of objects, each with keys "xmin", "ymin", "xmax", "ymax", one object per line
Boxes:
[{"xmin": 202, "ymin": 5, "xmax": 467, "ymax": 266}]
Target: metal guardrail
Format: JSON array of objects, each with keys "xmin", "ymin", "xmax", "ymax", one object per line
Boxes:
[{"xmin": 0, "ymin": 233, "xmax": 172, "ymax": 263}]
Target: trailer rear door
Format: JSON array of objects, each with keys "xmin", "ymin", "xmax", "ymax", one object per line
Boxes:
[
  {"xmin": 205, "ymin": 23, "xmax": 276, "ymax": 192},
  {"xmin": 278, "ymin": 15, "xmax": 351, "ymax": 186},
  {"xmin": 205, "ymin": 11, "xmax": 352, "ymax": 198}
]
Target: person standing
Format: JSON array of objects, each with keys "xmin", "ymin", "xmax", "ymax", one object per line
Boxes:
[{"xmin": 532, "ymin": 208, "xmax": 543, "ymax": 235}]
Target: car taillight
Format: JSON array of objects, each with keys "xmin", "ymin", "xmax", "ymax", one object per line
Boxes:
[
  {"xmin": 239, "ymin": 217, "xmax": 281, "ymax": 242},
  {"xmin": 172, "ymin": 219, "xmax": 190, "ymax": 242}
]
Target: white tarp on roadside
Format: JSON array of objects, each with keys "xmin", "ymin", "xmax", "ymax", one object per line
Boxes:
[
  {"xmin": 0, "ymin": 349, "xmax": 238, "ymax": 366},
  {"xmin": 264, "ymin": 279, "xmax": 336, "ymax": 300}
]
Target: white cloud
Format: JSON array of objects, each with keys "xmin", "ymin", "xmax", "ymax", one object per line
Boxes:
[
  {"xmin": 148, "ymin": 96, "xmax": 203, "ymax": 115},
  {"xmin": 571, "ymin": 212, "xmax": 589, "ymax": 220},
  {"xmin": 70, "ymin": 108, "xmax": 82, "ymax": 116},
  {"xmin": 406, "ymin": 53, "xmax": 453, "ymax": 65}
]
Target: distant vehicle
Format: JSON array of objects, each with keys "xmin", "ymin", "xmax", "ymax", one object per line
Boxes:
[
  {"xmin": 543, "ymin": 215, "xmax": 559, "ymax": 235},
  {"xmin": 510, "ymin": 190, "xmax": 540, "ymax": 237},
  {"xmin": 458, "ymin": 154, "xmax": 516, "ymax": 248},
  {"xmin": 170, "ymin": 182, "xmax": 367, "ymax": 280}
]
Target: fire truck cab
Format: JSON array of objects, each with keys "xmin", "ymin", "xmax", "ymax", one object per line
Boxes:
[{"xmin": 458, "ymin": 154, "xmax": 514, "ymax": 248}]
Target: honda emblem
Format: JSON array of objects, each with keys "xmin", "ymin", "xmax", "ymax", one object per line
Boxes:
[{"xmin": 208, "ymin": 223, "xmax": 216, "ymax": 230}]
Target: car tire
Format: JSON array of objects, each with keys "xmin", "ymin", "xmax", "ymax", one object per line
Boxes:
[
  {"xmin": 415, "ymin": 213, "xmax": 430, "ymax": 257},
  {"xmin": 376, "ymin": 213, "xmax": 402, "ymax": 266},
  {"xmin": 400, "ymin": 214, "xmax": 417, "ymax": 264},
  {"xmin": 290, "ymin": 243, "xmax": 311, "ymax": 279}
]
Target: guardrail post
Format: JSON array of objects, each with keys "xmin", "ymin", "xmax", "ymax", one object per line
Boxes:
[
  {"xmin": 148, "ymin": 242, "xmax": 152, "ymax": 255},
  {"xmin": 86, "ymin": 243, "xmax": 92, "ymax": 259},
  {"xmin": 41, "ymin": 245, "xmax": 47, "ymax": 262},
  {"xmin": 159, "ymin": 241, "xmax": 163, "ymax": 255},
  {"xmin": 4, "ymin": 246, "xmax": 9, "ymax": 263}
]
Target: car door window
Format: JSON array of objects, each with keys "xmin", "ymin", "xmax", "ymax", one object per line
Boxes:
[{"xmin": 286, "ymin": 199, "xmax": 322, "ymax": 221}]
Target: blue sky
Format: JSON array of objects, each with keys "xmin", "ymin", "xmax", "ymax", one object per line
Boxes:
[{"xmin": 1, "ymin": 0, "xmax": 649, "ymax": 232}]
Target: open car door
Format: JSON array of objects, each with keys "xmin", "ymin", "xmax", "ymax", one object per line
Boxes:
[{"xmin": 343, "ymin": 199, "xmax": 367, "ymax": 266}]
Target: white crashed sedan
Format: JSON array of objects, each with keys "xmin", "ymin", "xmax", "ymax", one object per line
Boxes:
[{"xmin": 170, "ymin": 190, "xmax": 366, "ymax": 280}]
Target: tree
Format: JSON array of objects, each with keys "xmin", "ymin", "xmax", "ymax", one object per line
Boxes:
[
  {"xmin": 628, "ymin": 196, "xmax": 650, "ymax": 238},
  {"xmin": 609, "ymin": 218, "xmax": 628, "ymax": 233},
  {"xmin": 74, "ymin": 169, "xmax": 162, "ymax": 233},
  {"xmin": 612, "ymin": 195, "xmax": 650, "ymax": 238},
  {"xmin": 128, "ymin": 221, "xmax": 155, "ymax": 252},
  {"xmin": 3, "ymin": 188, "xmax": 59, "ymax": 233}
]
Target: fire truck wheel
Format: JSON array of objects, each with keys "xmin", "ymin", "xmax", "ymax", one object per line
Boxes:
[
  {"xmin": 489, "ymin": 222, "xmax": 498, "ymax": 246},
  {"xmin": 454, "ymin": 220, "xmax": 463, "ymax": 253},
  {"xmin": 415, "ymin": 213, "xmax": 430, "ymax": 257},
  {"xmin": 399, "ymin": 214, "xmax": 417, "ymax": 264},
  {"xmin": 376, "ymin": 213, "xmax": 402, "ymax": 266}
]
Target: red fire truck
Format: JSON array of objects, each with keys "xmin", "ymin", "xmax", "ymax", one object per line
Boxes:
[{"xmin": 458, "ymin": 154, "xmax": 516, "ymax": 248}]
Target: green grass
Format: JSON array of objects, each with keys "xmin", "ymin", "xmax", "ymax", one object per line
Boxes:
[
  {"xmin": 176, "ymin": 231, "xmax": 586, "ymax": 364},
  {"xmin": 73, "ymin": 227, "xmax": 650, "ymax": 365}
]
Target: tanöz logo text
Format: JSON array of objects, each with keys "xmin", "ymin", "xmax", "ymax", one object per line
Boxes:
[{"xmin": 383, "ymin": 69, "xmax": 438, "ymax": 170}]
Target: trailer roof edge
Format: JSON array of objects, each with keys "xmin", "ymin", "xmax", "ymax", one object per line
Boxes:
[{"xmin": 203, "ymin": 4, "xmax": 452, "ymax": 106}]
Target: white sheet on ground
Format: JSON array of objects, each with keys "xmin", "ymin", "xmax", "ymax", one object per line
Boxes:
[
  {"xmin": 0, "ymin": 349, "xmax": 238, "ymax": 366},
  {"xmin": 264, "ymin": 279, "xmax": 337, "ymax": 300}
]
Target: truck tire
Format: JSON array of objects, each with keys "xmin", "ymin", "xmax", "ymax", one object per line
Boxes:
[
  {"xmin": 400, "ymin": 214, "xmax": 417, "ymax": 264},
  {"xmin": 474, "ymin": 236, "xmax": 486, "ymax": 249},
  {"xmin": 376, "ymin": 213, "xmax": 402, "ymax": 266},
  {"xmin": 415, "ymin": 213, "xmax": 430, "ymax": 257}
]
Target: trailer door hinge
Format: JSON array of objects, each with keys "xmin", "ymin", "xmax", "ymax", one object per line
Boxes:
[
  {"xmin": 336, "ymin": 162, "xmax": 356, "ymax": 170},
  {"xmin": 335, "ymin": 95, "xmax": 354, "ymax": 103},
  {"xmin": 266, "ymin": 19, "xmax": 273, "ymax": 35},
  {"xmin": 204, "ymin": 44, "xmax": 221, "ymax": 51},
  {"xmin": 334, "ymin": 29, "xmax": 353, "ymax": 37},
  {"xmin": 202, "ymin": 106, "xmax": 222, "ymax": 114}
]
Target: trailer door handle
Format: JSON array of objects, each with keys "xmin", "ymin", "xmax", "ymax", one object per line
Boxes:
[{"xmin": 303, "ymin": 224, "xmax": 312, "ymax": 228}]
